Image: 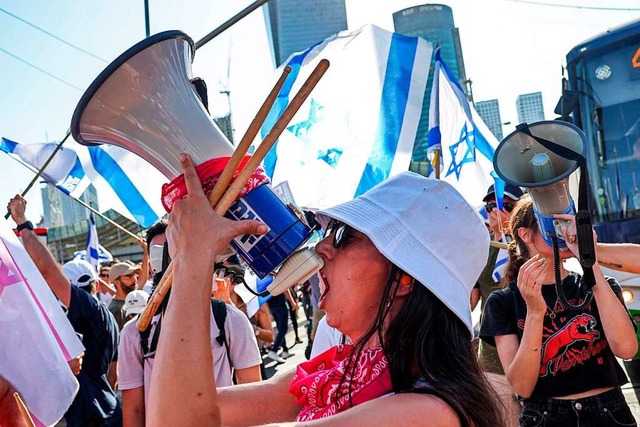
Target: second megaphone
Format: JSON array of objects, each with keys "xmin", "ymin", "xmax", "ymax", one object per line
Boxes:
[
  {"xmin": 71, "ymin": 30, "xmax": 321, "ymax": 293},
  {"xmin": 493, "ymin": 120, "xmax": 587, "ymax": 248}
]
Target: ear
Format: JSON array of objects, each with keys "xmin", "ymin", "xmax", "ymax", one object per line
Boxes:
[
  {"xmin": 517, "ymin": 227, "xmax": 533, "ymax": 243},
  {"xmin": 396, "ymin": 274, "xmax": 414, "ymax": 297}
]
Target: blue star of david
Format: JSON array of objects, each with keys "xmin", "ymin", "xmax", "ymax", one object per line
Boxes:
[
  {"xmin": 286, "ymin": 99, "xmax": 343, "ymax": 168},
  {"xmin": 445, "ymin": 124, "xmax": 476, "ymax": 180},
  {"xmin": 287, "ymin": 98, "xmax": 323, "ymax": 141}
]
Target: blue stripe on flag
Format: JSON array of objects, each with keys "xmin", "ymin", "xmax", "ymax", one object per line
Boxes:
[
  {"xmin": 262, "ymin": 42, "xmax": 322, "ymax": 178},
  {"xmin": 87, "ymin": 147, "xmax": 157, "ymax": 227},
  {"xmin": 355, "ymin": 33, "xmax": 417, "ymax": 196},
  {"xmin": 0, "ymin": 137, "xmax": 18, "ymax": 153}
]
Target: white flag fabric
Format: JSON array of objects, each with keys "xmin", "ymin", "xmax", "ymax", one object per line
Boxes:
[
  {"xmin": 0, "ymin": 216, "xmax": 84, "ymax": 426},
  {"xmin": 86, "ymin": 213, "xmax": 99, "ymax": 269},
  {"xmin": 0, "ymin": 137, "xmax": 90, "ymax": 198},
  {"xmin": 258, "ymin": 24, "xmax": 432, "ymax": 209},
  {"xmin": 427, "ymin": 48, "xmax": 498, "ymax": 208},
  {"xmin": 74, "ymin": 144, "xmax": 167, "ymax": 228}
]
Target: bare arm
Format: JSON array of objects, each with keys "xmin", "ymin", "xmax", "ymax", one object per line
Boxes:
[
  {"xmin": 217, "ymin": 370, "xmax": 301, "ymax": 426},
  {"xmin": 596, "ymin": 242, "xmax": 640, "ymax": 274},
  {"xmin": 495, "ymin": 256, "xmax": 547, "ymax": 398},
  {"xmin": 555, "ymin": 216, "xmax": 638, "ymax": 358},
  {"xmin": 147, "ymin": 154, "xmax": 268, "ymax": 427},
  {"xmin": 265, "ymin": 393, "xmax": 459, "ymax": 427},
  {"xmin": 234, "ymin": 365, "xmax": 262, "ymax": 384},
  {"xmin": 136, "ymin": 239, "xmax": 149, "ymax": 289},
  {"xmin": 122, "ymin": 387, "xmax": 145, "ymax": 427},
  {"xmin": 591, "ymin": 263, "xmax": 638, "ymax": 359},
  {"xmin": 8, "ymin": 195, "xmax": 71, "ymax": 306},
  {"xmin": 107, "ymin": 361, "xmax": 117, "ymax": 391}
]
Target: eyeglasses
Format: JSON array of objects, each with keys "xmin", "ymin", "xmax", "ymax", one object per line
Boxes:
[
  {"xmin": 325, "ymin": 219, "xmax": 348, "ymax": 249},
  {"xmin": 99, "ymin": 273, "xmax": 109, "ymax": 278},
  {"xmin": 485, "ymin": 201, "xmax": 516, "ymax": 213}
]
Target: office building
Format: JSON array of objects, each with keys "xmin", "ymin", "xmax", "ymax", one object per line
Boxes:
[
  {"xmin": 476, "ymin": 99, "xmax": 504, "ymax": 141},
  {"xmin": 41, "ymin": 183, "xmax": 99, "ymax": 228},
  {"xmin": 516, "ymin": 92, "xmax": 545, "ymax": 124},
  {"xmin": 264, "ymin": 0, "xmax": 348, "ymax": 67},
  {"xmin": 393, "ymin": 4, "xmax": 468, "ymax": 162}
]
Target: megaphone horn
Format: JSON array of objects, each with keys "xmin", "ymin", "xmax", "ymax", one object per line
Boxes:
[
  {"xmin": 71, "ymin": 31, "xmax": 326, "ymax": 291},
  {"xmin": 493, "ymin": 120, "xmax": 587, "ymax": 247}
]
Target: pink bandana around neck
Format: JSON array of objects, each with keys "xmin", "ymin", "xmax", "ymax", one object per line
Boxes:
[{"xmin": 289, "ymin": 344, "xmax": 392, "ymax": 421}]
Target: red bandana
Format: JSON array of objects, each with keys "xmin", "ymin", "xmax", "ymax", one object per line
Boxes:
[
  {"xmin": 160, "ymin": 155, "xmax": 270, "ymax": 213},
  {"xmin": 289, "ymin": 344, "xmax": 393, "ymax": 421}
]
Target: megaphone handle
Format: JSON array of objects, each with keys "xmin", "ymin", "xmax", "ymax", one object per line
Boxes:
[
  {"xmin": 207, "ymin": 65, "xmax": 292, "ymax": 209},
  {"xmin": 215, "ymin": 59, "xmax": 330, "ymax": 212}
]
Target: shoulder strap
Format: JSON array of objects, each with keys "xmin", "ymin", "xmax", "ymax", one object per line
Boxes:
[
  {"xmin": 139, "ymin": 318, "xmax": 152, "ymax": 355},
  {"xmin": 211, "ymin": 298, "xmax": 227, "ymax": 346}
]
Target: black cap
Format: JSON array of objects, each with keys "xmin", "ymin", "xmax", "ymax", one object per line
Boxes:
[{"xmin": 483, "ymin": 184, "xmax": 524, "ymax": 202}]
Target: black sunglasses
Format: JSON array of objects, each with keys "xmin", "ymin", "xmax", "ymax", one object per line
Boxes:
[
  {"xmin": 485, "ymin": 201, "xmax": 516, "ymax": 213},
  {"xmin": 325, "ymin": 219, "xmax": 348, "ymax": 249}
]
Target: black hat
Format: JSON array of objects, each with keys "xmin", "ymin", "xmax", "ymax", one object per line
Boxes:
[{"xmin": 483, "ymin": 184, "xmax": 524, "ymax": 202}]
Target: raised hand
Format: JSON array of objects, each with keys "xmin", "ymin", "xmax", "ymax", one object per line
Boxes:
[
  {"xmin": 166, "ymin": 153, "xmax": 267, "ymax": 269},
  {"xmin": 517, "ymin": 254, "xmax": 548, "ymax": 316},
  {"xmin": 7, "ymin": 195, "xmax": 28, "ymax": 225}
]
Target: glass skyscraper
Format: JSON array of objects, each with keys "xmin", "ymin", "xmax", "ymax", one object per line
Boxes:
[
  {"xmin": 516, "ymin": 92, "xmax": 545, "ymax": 124},
  {"xmin": 393, "ymin": 4, "xmax": 468, "ymax": 163},
  {"xmin": 476, "ymin": 99, "xmax": 504, "ymax": 141},
  {"xmin": 41, "ymin": 183, "xmax": 99, "ymax": 228},
  {"xmin": 264, "ymin": 0, "xmax": 348, "ymax": 67}
]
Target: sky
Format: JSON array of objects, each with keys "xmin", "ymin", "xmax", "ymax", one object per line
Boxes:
[{"xmin": 0, "ymin": 0, "xmax": 638, "ymax": 224}]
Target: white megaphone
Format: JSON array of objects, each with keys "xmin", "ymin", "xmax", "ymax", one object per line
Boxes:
[
  {"xmin": 493, "ymin": 121, "xmax": 587, "ymax": 248},
  {"xmin": 71, "ymin": 31, "xmax": 322, "ymax": 294}
]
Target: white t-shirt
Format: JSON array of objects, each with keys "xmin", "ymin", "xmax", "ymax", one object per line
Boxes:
[
  {"xmin": 310, "ymin": 316, "xmax": 348, "ymax": 359},
  {"xmin": 118, "ymin": 303, "xmax": 261, "ymax": 407}
]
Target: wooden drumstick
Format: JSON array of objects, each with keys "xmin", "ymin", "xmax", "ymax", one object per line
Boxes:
[{"xmin": 137, "ymin": 60, "xmax": 330, "ymax": 331}]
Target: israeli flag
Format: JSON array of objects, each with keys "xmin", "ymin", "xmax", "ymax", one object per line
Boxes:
[
  {"xmin": 86, "ymin": 213, "xmax": 99, "ymax": 269},
  {"xmin": 427, "ymin": 48, "xmax": 499, "ymax": 208},
  {"xmin": 74, "ymin": 144, "xmax": 167, "ymax": 228},
  {"xmin": 73, "ymin": 244, "xmax": 113, "ymax": 264},
  {"xmin": 258, "ymin": 24, "xmax": 432, "ymax": 209},
  {"xmin": 0, "ymin": 137, "xmax": 90, "ymax": 198}
]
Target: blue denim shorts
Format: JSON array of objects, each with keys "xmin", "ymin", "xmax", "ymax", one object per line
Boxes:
[{"xmin": 519, "ymin": 388, "xmax": 636, "ymax": 427}]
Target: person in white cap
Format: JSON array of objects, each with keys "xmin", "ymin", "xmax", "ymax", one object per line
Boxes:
[
  {"xmin": 147, "ymin": 154, "xmax": 504, "ymax": 426},
  {"xmin": 124, "ymin": 290, "xmax": 149, "ymax": 320}
]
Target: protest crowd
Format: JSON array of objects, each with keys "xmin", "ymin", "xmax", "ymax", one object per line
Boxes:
[
  {"xmin": 2, "ymin": 18, "xmax": 640, "ymax": 427},
  {"xmin": 2, "ymin": 153, "xmax": 640, "ymax": 426}
]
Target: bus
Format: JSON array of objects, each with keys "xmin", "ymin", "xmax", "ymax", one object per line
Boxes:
[{"xmin": 560, "ymin": 17, "xmax": 640, "ymax": 389}]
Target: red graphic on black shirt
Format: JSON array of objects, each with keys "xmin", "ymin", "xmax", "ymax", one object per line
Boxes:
[{"xmin": 539, "ymin": 314, "xmax": 601, "ymax": 377}]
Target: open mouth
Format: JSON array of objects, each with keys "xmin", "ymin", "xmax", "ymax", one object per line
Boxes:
[{"xmin": 318, "ymin": 269, "xmax": 330, "ymax": 306}]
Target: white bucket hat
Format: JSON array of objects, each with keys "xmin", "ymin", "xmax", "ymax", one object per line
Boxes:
[{"xmin": 316, "ymin": 172, "xmax": 489, "ymax": 335}]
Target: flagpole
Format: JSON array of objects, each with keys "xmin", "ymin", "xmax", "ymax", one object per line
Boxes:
[
  {"xmin": 195, "ymin": 0, "xmax": 269, "ymax": 50},
  {"xmin": 73, "ymin": 197, "xmax": 142, "ymax": 241},
  {"xmin": 4, "ymin": 130, "xmax": 71, "ymax": 219}
]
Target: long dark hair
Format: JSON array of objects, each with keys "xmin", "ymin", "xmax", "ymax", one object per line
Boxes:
[
  {"xmin": 503, "ymin": 195, "xmax": 537, "ymax": 286},
  {"xmin": 342, "ymin": 266, "xmax": 505, "ymax": 427}
]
